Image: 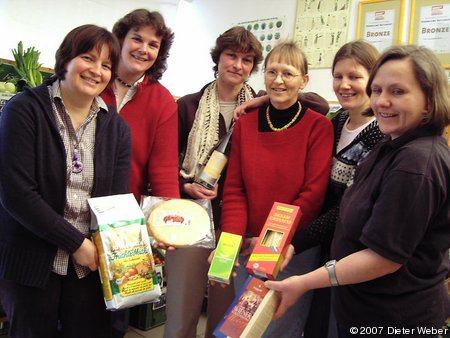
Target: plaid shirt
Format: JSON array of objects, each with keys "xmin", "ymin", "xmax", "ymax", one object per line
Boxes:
[{"xmin": 49, "ymin": 81, "xmax": 103, "ymax": 278}]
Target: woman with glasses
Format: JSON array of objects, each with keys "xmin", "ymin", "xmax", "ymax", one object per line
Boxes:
[{"xmin": 220, "ymin": 41, "xmax": 333, "ymax": 337}]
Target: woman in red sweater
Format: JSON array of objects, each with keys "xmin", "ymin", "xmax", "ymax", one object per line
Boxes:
[
  {"xmin": 101, "ymin": 9, "xmax": 179, "ymax": 202},
  {"xmin": 221, "ymin": 41, "xmax": 333, "ymax": 337},
  {"xmin": 100, "ymin": 9, "xmax": 180, "ymax": 337}
]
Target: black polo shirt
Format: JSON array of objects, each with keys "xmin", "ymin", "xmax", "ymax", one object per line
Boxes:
[{"xmin": 331, "ymin": 126, "xmax": 450, "ymax": 330}]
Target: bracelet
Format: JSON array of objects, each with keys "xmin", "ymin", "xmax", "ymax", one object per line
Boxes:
[{"xmin": 325, "ymin": 259, "xmax": 339, "ymax": 286}]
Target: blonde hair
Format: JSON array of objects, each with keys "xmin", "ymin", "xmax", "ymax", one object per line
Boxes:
[{"xmin": 264, "ymin": 41, "xmax": 308, "ymax": 75}]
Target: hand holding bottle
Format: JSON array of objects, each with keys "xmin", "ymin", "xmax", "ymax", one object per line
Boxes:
[{"xmin": 183, "ymin": 182, "xmax": 218, "ymax": 200}]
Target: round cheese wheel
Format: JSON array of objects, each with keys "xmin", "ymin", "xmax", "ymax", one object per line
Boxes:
[{"xmin": 147, "ymin": 199, "xmax": 211, "ymax": 246}]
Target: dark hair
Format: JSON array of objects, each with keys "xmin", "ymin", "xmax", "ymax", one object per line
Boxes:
[
  {"xmin": 332, "ymin": 40, "xmax": 380, "ymax": 74},
  {"xmin": 113, "ymin": 9, "xmax": 174, "ymax": 81},
  {"xmin": 367, "ymin": 45, "xmax": 450, "ymax": 130},
  {"xmin": 54, "ymin": 24, "xmax": 120, "ymax": 87},
  {"xmin": 210, "ymin": 26, "xmax": 263, "ymax": 77},
  {"xmin": 332, "ymin": 40, "xmax": 380, "ymax": 117},
  {"xmin": 264, "ymin": 40, "xmax": 308, "ymax": 75}
]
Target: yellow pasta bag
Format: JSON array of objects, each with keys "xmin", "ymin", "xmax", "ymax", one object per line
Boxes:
[{"xmin": 88, "ymin": 193, "xmax": 161, "ymax": 310}]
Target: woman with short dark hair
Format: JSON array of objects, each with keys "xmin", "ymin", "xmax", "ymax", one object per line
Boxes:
[
  {"xmin": 0, "ymin": 24, "xmax": 131, "ymax": 338},
  {"xmin": 170, "ymin": 26, "xmax": 263, "ymax": 338}
]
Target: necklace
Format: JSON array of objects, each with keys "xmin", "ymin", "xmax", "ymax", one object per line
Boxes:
[
  {"xmin": 62, "ymin": 113, "xmax": 88, "ymax": 174},
  {"xmin": 266, "ymin": 101, "xmax": 302, "ymax": 131},
  {"xmin": 116, "ymin": 77, "xmax": 133, "ymax": 88},
  {"xmin": 71, "ymin": 147, "xmax": 83, "ymax": 173}
]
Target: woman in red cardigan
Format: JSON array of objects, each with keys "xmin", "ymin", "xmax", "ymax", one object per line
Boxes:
[
  {"xmin": 220, "ymin": 41, "xmax": 333, "ymax": 337},
  {"xmin": 100, "ymin": 9, "xmax": 180, "ymax": 337},
  {"xmin": 101, "ymin": 9, "xmax": 179, "ymax": 202}
]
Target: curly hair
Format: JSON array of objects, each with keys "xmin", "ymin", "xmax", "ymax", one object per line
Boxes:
[
  {"xmin": 112, "ymin": 9, "xmax": 174, "ymax": 82},
  {"xmin": 210, "ymin": 26, "xmax": 263, "ymax": 77}
]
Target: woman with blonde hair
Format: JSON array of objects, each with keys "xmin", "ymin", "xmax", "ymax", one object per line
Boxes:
[{"xmin": 221, "ymin": 40, "xmax": 333, "ymax": 337}]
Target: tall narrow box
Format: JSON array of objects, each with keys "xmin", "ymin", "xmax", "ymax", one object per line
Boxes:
[
  {"xmin": 246, "ymin": 202, "xmax": 302, "ymax": 280},
  {"xmin": 208, "ymin": 232, "xmax": 242, "ymax": 284}
]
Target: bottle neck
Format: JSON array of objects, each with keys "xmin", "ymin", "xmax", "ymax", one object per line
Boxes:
[{"xmin": 215, "ymin": 127, "xmax": 233, "ymax": 153}]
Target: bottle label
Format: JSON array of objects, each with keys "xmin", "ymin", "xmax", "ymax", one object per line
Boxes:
[{"xmin": 203, "ymin": 151, "xmax": 228, "ymax": 180}]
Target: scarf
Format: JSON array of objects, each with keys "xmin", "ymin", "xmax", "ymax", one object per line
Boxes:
[{"xmin": 180, "ymin": 80, "xmax": 254, "ymax": 180}]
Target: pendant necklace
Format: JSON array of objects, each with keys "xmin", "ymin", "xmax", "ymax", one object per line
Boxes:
[
  {"xmin": 71, "ymin": 143, "xmax": 83, "ymax": 174},
  {"xmin": 63, "ymin": 114, "xmax": 86, "ymax": 174}
]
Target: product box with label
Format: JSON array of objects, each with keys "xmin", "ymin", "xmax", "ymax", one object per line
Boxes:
[
  {"xmin": 246, "ymin": 202, "xmax": 302, "ymax": 280},
  {"xmin": 208, "ymin": 232, "xmax": 242, "ymax": 284},
  {"xmin": 214, "ymin": 276, "xmax": 279, "ymax": 338}
]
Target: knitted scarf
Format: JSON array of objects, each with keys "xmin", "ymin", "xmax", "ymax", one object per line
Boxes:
[{"xmin": 180, "ymin": 80, "xmax": 254, "ymax": 180}]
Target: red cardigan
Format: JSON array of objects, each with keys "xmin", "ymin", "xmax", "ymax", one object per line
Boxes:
[
  {"xmin": 102, "ymin": 77, "xmax": 180, "ymax": 200},
  {"xmin": 221, "ymin": 107, "xmax": 333, "ymax": 239}
]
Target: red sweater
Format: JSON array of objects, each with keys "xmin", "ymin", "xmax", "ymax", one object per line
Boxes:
[
  {"xmin": 102, "ymin": 77, "xmax": 180, "ymax": 200},
  {"xmin": 221, "ymin": 108, "xmax": 333, "ymax": 239}
]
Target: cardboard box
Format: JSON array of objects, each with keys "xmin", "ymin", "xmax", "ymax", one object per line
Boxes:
[
  {"xmin": 208, "ymin": 232, "xmax": 242, "ymax": 284},
  {"xmin": 246, "ymin": 202, "xmax": 302, "ymax": 280},
  {"xmin": 214, "ymin": 276, "xmax": 279, "ymax": 338}
]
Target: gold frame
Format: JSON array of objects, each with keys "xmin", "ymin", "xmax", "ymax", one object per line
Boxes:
[
  {"xmin": 409, "ymin": 0, "xmax": 450, "ymax": 68},
  {"xmin": 356, "ymin": 0, "xmax": 405, "ymax": 48}
]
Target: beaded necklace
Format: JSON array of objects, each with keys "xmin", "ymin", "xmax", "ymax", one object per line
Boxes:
[
  {"xmin": 116, "ymin": 77, "xmax": 133, "ymax": 88},
  {"xmin": 265, "ymin": 101, "xmax": 302, "ymax": 131}
]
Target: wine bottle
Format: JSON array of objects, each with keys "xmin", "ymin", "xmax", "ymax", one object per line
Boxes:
[{"xmin": 195, "ymin": 125, "xmax": 233, "ymax": 190}]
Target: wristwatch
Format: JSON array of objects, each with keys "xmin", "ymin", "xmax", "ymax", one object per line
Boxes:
[{"xmin": 325, "ymin": 260, "xmax": 339, "ymax": 286}]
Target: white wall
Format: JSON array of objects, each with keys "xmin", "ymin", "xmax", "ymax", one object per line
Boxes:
[
  {"xmin": 0, "ymin": 0, "xmax": 179, "ymax": 69},
  {"xmin": 0, "ymin": 0, "xmax": 414, "ymax": 101},
  {"xmin": 162, "ymin": 0, "xmax": 297, "ymax": 97}
]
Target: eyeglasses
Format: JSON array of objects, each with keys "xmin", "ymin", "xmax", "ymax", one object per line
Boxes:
[{"xmin": 264, "ymin": 69, "xmax": 301, "ymax": 82}]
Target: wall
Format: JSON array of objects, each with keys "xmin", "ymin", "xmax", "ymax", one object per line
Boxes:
[
  {"xmin": 0, "ymin": 0, "xmax": 415, "ymax": 101},
  {"xmin": 165, "ymin": 0, "xmax": 415, "ymax": 100},
  {"xmin": 0, "ymin": 0, "xmax": 179, "ymax": 71}
]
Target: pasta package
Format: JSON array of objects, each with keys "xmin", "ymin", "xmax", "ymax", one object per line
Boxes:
[
  {"xmin": 246, "ymin": 202, "xmax": 302, "ymax": 280},
  {"xmin": 88, "ymin": 193, "xmax": 161, "ymax": 310}
]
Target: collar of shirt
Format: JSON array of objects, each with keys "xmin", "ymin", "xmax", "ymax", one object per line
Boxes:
[
  {"xmin": 114, "ymin": 74, "xmax": 145, "ymax": 112},
  {"xmin": 386, "ymin": 124, "xmax": 441, "ymax": 150},
  {"xmin": 50, "ymin": 79, "xmax": 108, "ymax": 113}
]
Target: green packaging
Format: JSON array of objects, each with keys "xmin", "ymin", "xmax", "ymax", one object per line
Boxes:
[{"xmin": 208, "ymin": 232, "xmax": 242, "ymax": 284}]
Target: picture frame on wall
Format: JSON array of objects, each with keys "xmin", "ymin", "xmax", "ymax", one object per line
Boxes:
[
  {"xmin": 409, "ymin": 0, "xmax": 450, "ymax": 68},
  {"xmin": 356, "ymin": 0, "xmax": 405, "ymax": 52},
  {"xmin": 293, "ymin": 0, "xmax": 352, "ymax": 69}
]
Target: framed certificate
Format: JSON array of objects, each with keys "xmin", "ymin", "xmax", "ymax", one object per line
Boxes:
[
  {"xmin": 409, "ymin": 0, "xmax": 450, "ymax": 68},
  {"xmin": 356, "ymin": 0, "xmax": 405, "ymax": 52}
]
